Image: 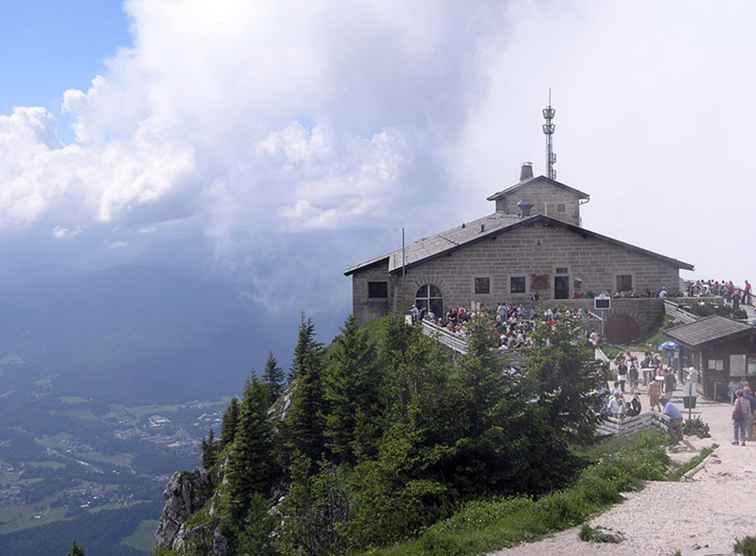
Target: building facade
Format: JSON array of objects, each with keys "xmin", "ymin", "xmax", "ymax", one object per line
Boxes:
[{"xmin": 346, "ymin": 168, "xmax": 694, "ymax": 333}]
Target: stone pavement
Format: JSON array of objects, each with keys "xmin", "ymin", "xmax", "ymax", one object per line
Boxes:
[{"xmin": 491, "ymin": 380, "xmax": 756, "ymax": 556}]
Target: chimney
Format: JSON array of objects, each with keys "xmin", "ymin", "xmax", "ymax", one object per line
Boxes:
[{"xmin": 520, "ymin": 161, "xmax": 534, "ymax": 181}]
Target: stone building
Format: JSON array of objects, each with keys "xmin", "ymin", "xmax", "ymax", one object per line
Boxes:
[{"xmin": 345, "ymin": 165, "xmax": 694, "ymax": 337}]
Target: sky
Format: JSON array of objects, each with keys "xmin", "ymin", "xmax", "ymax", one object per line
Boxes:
[{"xmin": 1, "ymin": 0, "xmax": 755, "ymax": 325}]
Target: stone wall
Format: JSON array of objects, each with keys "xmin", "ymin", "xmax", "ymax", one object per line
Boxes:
[
  {"xmin": 495, "ymin": 180, "xmax": 582, "ymax": 226},
  {"xmin": 351, "ymin": 261, "xmax": 392, "ymax": 325},
  {"xmin": 388, "ymin": 221, "xmax": 680, "ymax": 312}
]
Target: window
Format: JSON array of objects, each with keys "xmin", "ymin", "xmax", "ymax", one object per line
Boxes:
[
  {"xmin": 521, "ymin": 205, "xmax": 531, "ymax": 217},
  {"xmin": 748, "ymin": 356, "xmax": 756, "ymax": 377},
  {"xmin": 556, "ymin": 267, "xmax": 568, "ymax": 275},
  {"xmin": 731, "ymin": 354, "xmax": 746, "ymax": 377},
  {"xmin": 474, "ymin": 277, "xmax": 490, "ymax": 294},
  {"xmin": 367, "ymin": 281, "xmax": 388, "ymax": 299},
  {"xmin": 510, "ymin": 276, "xmax": 526, "ymax": 294},
  {"xmin": 415, "ymin": 284, "xmax": 443, "ymax": 317},
  {"xmin": 616, "ymin": 274, "xmax": 633, "ymax": 292},
  {"xmin": 557, "ymin": 203, "xmax": 565, "ymax": 213},
  {"xmin": 707, "ymin": 359, "xmax": 725, "ymax": 371}
]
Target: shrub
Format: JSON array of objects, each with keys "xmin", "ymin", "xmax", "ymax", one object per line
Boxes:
[
  {"xmin": 681, "ymin": 417, "xmax": 711, "ymax": 438},
  {"xmin": 578, "ymin": 524, "xmax": 624, "ymax": 543},
  {"xmin": 735, "ymin": 535, "xmax": 756, "ymax": 556}
]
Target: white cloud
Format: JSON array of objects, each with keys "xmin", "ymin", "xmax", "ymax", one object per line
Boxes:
[{"xmin": 2, "ymin": 0, "xmax": 756, "ymax": 313}]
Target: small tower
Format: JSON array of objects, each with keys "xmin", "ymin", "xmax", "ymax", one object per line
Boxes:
[{"xmin": 542, "ymin": 89, "xmax": 556, "ymax": 180}]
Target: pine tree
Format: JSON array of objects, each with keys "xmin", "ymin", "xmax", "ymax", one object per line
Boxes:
[
  {"xmin": 220, "ymin": 397, "xmax": 240, "ymax": 448},
  {"xmin": 226, "ymin": 377, "xmax": 274, "ymax": 523},
  {"xmin": 201, "ymin": 428, "xmax": 218, "ymax": 469},
  {"xmin": 262, "ymin": 352, "xmax": 285, "ymax": 403},
  {"xmin": 324, "ymin": 315, "xmax": 380, "ymax": 463},
  {"xmin": 284, "ymin": 317, "xmax": 326, "ymax": 471},
  {"xmin": 67, "ymin": 541, "xmax": 85, "ymax": 556}
]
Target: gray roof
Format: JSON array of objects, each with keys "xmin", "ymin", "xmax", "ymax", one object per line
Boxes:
[
  {"xmin": 486, "ymin": 175, "xmax": 590, "ymax": 201},
  {"xmin": 344, "ymin": 213, "xmax": 695, "ymax": 275},
  {"xmin": 664, "ymin": 315, "xmax": 753, "ymax": 347}
]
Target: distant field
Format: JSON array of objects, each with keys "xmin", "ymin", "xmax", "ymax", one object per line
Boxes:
[
  {"xmin": 120, "ymin": 518, "xmax": 158, "ymax": 553},
  {"xmin": 0, "ymin": 499, "xmax": 70, "ymax": 535}
]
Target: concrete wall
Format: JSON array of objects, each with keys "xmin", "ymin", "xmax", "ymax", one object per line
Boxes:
[
  {"xmin": 351, "ymin": 220, "xmax": 680, "ymax": 328},
  {"xmin": 495, "ymin": 181, "xmax": 582, "ymax": 226},
  {"xmin": 351, "ymin": 262, "xmax": 392, "ymax": 325}
]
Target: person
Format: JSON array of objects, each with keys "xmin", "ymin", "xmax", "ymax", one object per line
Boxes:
[
  {"xmin": 743, "ymin": 387, "xmax": 756, "ymax": 441},
  {"xmin": 733, "ymin": 390, "xmax": 751, "ymax": 446},
  {"xmin": 631, "ymin": 393, "xmax": 642, "ymax": 416},
  {"xmin": 728, "ymin": 379, "xmax": 739, "ymax": 405},
  {"xmin": 664, "ymin": 368, "xmax": 676, "ymax": 397},
  {"xmin": 745, "ymin": 280, "xmax": 752, "ymax": 305},
  {"xmin": 663, "ymin": 399, "xmax": 683, "ymax": 435},
  {"xmin": 649, "ymin": 378, "xmax": 663, "ymax": 412},
  {"xmin": 607, "ymin": 392, "xmax": 624, "ymax": 418},
  {"xmin": 629, "ymin": 362, "xmax": 639, "ymax": 392},
  {"xmin": 617, "ymin": 360, "xmax": 627, "ymax": 394}
]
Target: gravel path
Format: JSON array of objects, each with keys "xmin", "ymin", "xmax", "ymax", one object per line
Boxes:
[{"xmin": 491, "ymin": 381, "xmax": 756, "ymax": 556}]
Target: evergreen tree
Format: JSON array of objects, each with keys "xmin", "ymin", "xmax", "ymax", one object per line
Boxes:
[
  {"xmin": 67, "ymin": 541, "xmax": 85, "ymax": 556},
  {"xmin": 324, "ymin": 315, "xmax": 380, "ymax": 463},
  {"xmin": 284, "ymin": 317, "xmax": 326, "ymax": 471},
  {"xmin": 458, "ymin": 314, "xmax": 502, "ymax": 436},
  {"xmin": 226, "ymin": 377, "xmax": 274, "ymax": 523},
  {"xmin": 525, "ymin": 312, "xmax": 604, "ymax": 442},
  {"xmin": 262, "ymin": 352, "xmax": 285, "ymax": 403},
  {"xmin": 220, "ymin": 397, "xmax": 240, "ymax": 448},
  {"xmin": 201, "ymin": 428, "xmax": 218, "ymax": 469}
]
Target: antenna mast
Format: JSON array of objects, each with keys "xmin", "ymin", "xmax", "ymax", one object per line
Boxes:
[{"xmin": 542, "ymin": 89, "xmax": 556, "ymax": 180}]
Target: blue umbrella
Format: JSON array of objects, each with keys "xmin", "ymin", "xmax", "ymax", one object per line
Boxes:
[{"xmin": 658, "ymin": 341, "xmax": 678, "ymax": 351}]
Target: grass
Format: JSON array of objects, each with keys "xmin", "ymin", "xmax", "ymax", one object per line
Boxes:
[
  {"xmin": 368, "ymin": 430, "xmax": 670, "ymax": 556},
  {"xmin": 578, "ymin": 524, "xmax": 623, "ymax": 543},
  {"xmin": 667, "ymin": 445, "xmax": 717, "ymax": 482}
]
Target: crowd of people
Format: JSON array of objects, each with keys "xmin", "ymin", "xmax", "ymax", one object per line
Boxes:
[
  {"xmin": 686, "ymin": 279, "xmax": 752, "ymax": 305},
  {"xmin": 408, "ymin": 301, "xmax": 597, "ymax": 353},
  {"xmin": 603, "ymin": 351, "xmax": 687, "ymax": 433}
]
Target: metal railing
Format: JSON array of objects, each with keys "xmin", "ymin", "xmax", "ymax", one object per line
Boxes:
[{"xmin": 420, "ymin": 319, "xmax": 468, "ymax": 355}]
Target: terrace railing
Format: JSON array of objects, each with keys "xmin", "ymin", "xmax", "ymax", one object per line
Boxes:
[
  {"xmin": 421, "ymin": 319, "xmax": 468, "ymax": 355},
  {"xmin": 596, "ymin": 411, "xmax": 670, "ymax": 437}
]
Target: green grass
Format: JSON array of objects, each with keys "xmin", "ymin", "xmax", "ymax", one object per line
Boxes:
[
  {"xmin": 367, "ymin": 430, "xmax": 669, "ymax": 556},
  {"xmin": 667, "ymin": 445, "xmax": 717, "ymax": 482},
  {"xmin": 120, "ymin": 519, "xmax": 159, "ymax": 553},
  {"xmin": 734, "ymin": 535, "xmax": 756, "ymax": 555}
]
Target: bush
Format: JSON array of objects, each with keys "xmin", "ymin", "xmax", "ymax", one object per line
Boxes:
[
  {"xmin": 681, "ymin": 417, "xmax": 711, "ymax": 438},
  {"xmin": 735, "ymin": 535, "xmax": 756, "ymax": 555},
  {"xmin": 578, "ymin": 524, "xmax": 624, "ymax": 543},
  {"xmin": 369, "ymin": 430, "xmax": 669, "ymax": 556}
]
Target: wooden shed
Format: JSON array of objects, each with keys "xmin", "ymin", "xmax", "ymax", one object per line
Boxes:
[{"xmin": 665, "ymin": 315, "xmax": 756, "ymax": 400}]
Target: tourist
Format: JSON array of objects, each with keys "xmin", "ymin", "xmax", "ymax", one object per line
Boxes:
[
  {"xmin": 630, "ymin": 393, "xmax": 642, "ymax": 416},
  {"xmin": 648, "ymin": 379, "xmax": 663, "ymax": 412},
  {"xmin": 743, "ymin": 387, "xmax": 756, "ymax": 440},
  {"xmin": 732, "ymin": 390, "xmax": 751, "ymax": 446},
  {"xmin": 629, "ymin": 362, "xmax": 639, "ymax": 392},
  {"xmin": 663, "ymin": 368, "xmax": 676, "ymax": 397},
  {"xmin": 663, "ymin": 399, "xmax": 683, "ymax": 434},
  {"xmin": 728, "ymin": 379, "xmax": 740, "ymax": 405},
  {"xmin": 617, "ymin": 359, "xmax": 627, "ymax": 394},
  {"xmin": 607, "ymin": 392, "xmax": 624, "ymax": 418},
  {"xmin": 745, "ymin": 280, "xmax": 752, "ymax": 305}
]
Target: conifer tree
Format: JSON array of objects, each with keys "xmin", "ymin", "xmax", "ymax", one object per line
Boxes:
[
  {"xmin": 284, "ymin": 317, "xmax": 326, "ymax": 471},
  {"xmin": 262, "ymin": 352, "xmax": 285, "ymax": 404},
  {"xmin": 324, "ymin": 315, "xmax": 380, "ymax": 463},
  {"xmin": 67, "ymin": 541, "xmax": 85, "ymax": 556},
  {"xmin": 220, "ymin": 397, "xmax": 240, "ymax": 448},
  {"xmin": 226, "ymin": 377, "xmax": 274, "ymax": 523},
  {"xmin": 201, "ymin": 428, "xmax": 218, "ymax": 469}
]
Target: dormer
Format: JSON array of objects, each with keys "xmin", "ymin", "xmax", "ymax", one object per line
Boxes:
[{"xmin": 487, "ymin": 163, "xmax": 590, "ymax": 226}]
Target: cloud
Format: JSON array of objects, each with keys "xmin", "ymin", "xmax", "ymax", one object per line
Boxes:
[{"xmin": 2, "ymin": 0, "xmax": 756, "ymax": 317}]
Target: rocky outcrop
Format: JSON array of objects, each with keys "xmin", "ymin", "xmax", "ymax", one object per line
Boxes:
[{"xmin": 155, "ymin": 469, "xmax": 213, "ymax": 549}]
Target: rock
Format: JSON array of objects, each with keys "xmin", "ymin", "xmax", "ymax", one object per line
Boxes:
[{"xmin": 155, "ymin": 469, "xmax": 213, "ymax": 548}]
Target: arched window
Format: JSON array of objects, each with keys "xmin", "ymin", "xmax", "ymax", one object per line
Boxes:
[{"xmin": 415, "ymin": 284, "xmax": 443, "ymax": 318}]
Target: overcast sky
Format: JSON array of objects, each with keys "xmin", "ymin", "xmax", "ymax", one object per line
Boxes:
[{"xmin": 1, "ymin": 0, "xmax": 754, "ymax": 320}]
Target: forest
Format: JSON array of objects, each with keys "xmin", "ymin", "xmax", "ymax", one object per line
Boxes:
[{"xmin": 155, "ymin": 310, "xmax": 604, "ymax": 555}]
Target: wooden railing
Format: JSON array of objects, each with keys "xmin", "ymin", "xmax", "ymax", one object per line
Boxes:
[
  {"xmin": 664, "ymin": 300, "xmax": 699, "ymax": 324},
  {"xmin": 596, "ymin": 411, "xmax": 670, "ymax": 437},
  {"xmin": 420, "ymin": 319, "xmax": 468, "ymax": 355}
]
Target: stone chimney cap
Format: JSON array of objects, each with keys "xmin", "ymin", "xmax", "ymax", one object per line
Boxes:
[{"xmin": 520, "ymin": 162, "xmax": 534, "ymax": 181}]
